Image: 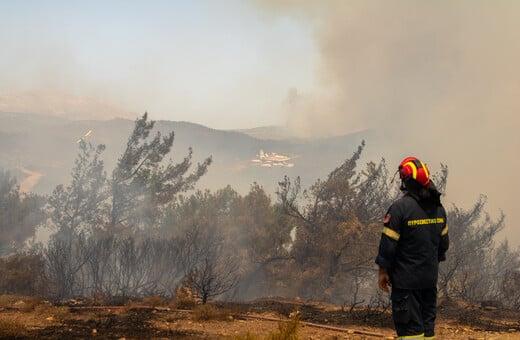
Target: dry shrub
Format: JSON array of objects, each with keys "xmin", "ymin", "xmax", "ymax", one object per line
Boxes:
[
  {"xmin": 234, "ymin": 312, "xmax": 300, "ymax": 340},
  {"xmin": 0, "ymin": 295, "xmax": 45, "ymax": 312},
  {"xmin": 90, "ymin": 291, "xmax": 108, "ymax": 306},
  {"xmin": 126, "ymin": 295, "xmax": 168, "ymax": 307},
  {"xmin": 0, "ymin": 317, "xmax": 28, "ymax": 337},
  {"xmin": 171, "ymin": 286, "xmax": 198, "ymax": 309},
  {"xmin": 125, "ymin": 299, "xmax": 139, "ymax": 307},
  {"xmin": 0, "ymin": 254, "xmax": 45, "ymax": 296},
  {"xmin": 268, "ymin": 312, "xmax": 299, "ymax": 340},
  {"xmin": 33, "ymin": 302, "xmax": 54, "ymax": 315},
  {"xmin": 233, "ymin": 331, "xmax": 261, "ymax": 340},
  {"xmin": 19, "ymin": 296, "xmax": 43, "ymax": 312},
  {"xmin": 141, "ymin": 295, "xmax": 167, "ymax": 307},
  {"xmin": 107, "ymin": 295, "xmax": 131, "ymax": 306},
  {"xmin": 192, "ymin": 304, "xmax": 232, "ymax": 321},
  {"xmin": 0, "ymin": 294, "xmax": 22, "ymax": 308},
  {"xmin": 34, "ymin": 304, "xmax": 70, "ymax": 322}
]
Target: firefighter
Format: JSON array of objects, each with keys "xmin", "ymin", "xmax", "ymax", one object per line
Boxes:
[{"xmin": 375, "ymin": 157, "xmax": 449, "ymax": 339}]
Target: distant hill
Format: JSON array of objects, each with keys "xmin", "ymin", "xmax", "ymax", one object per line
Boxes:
[
  {"xmin": 233, "ymin": 126, "xmax": 303, "ymax": 141},
  {"xmin": 0, "ymin": 112, "xmax": 378, "ymax": 197}
]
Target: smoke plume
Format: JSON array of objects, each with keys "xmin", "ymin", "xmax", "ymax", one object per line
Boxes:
[{"xmin": 257, "ymin": 0, "xmax": 520, "ymax": 245}]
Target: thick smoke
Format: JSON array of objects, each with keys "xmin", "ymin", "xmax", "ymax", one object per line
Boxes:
[{"xmin": 258, "ymin": 0, "xmax": 520, "ymax": 245}]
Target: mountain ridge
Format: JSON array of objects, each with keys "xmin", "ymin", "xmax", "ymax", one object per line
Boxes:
[{"xmin": 0, "ymin": 112, "xmax": 374, "ymax": 197}]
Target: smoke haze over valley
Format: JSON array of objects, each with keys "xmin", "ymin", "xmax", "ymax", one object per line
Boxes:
[{"xmin": 0, "ymin": 1, "xmax": 518, "ymax": 246}]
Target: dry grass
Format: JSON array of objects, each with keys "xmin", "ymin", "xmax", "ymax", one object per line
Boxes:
[
  {"xmin": 141, "ymin": 294, "xmax": 168, "ymax": 307},
  {"xmin": 233, "ymin": 331, "xmax": 261, "ymax": 340},
  {"xmin": 19, "ymin": 296, "xmax": 43, "ymax": 312},
  {"xmin": 192, "ymin": 303, "xmax": 235, "ymax": 321},
  {"xmin": 171, "ymin": 286, "xmax": 199, "ymax": 309},
  {"xmin": 234, "ymin": 310, "xmax": 300, "ymax": 340},
  {"xmin": 0, "ymin": 294, "xmax": 68, "ymax": 335},
  {"xmin": 0, "ymin": 294, "xmax": 47, "ymax": 312},
  {"xmin": 0, "ymin": 294, "xmax": 517, "ymax": 339},
  {"xmin": 0, "ymin": 317, "xmax": 29, "ymax": 338},
  {"xmin": 34, "ymin": 304, "xmax": 70, "ymax": 323},
  {"xmin": 0, "ymin": 294, "xmax": 25, "ymax": 307},
  {"xmin": 267, "ymin": 312, "xmax": 300, "ymax": 340}
]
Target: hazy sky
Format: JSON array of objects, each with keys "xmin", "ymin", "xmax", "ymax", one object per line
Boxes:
[
  {"xmin": 0, "ymin": 0, "xmax": 317, "ymax": 128},
  {"xmin": 1, "ymin": 1, "xmax": 519, "ymax": 245}
]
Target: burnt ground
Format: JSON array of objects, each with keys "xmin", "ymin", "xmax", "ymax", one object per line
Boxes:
[{"xmin": 0, "ymin": 296, "xmax": 519, "ymax": 339}]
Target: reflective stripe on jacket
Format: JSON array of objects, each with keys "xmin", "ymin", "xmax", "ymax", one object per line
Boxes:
[{"xmin": 375, "ymin": 194, "xmax": 449, "ymax": 289}]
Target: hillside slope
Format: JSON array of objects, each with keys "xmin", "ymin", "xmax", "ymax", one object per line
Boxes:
[{"xmin": 0, "ymin": 112, "xmax": 377, "ymax": 197}]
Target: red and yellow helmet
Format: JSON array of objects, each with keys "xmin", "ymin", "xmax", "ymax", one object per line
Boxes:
[{"xmin": 398, "ymin": 156, "xmax": 430, "ymax": 187}]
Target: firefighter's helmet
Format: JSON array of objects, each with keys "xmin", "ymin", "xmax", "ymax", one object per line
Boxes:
[{"xmin": 398, "ymin": 156, "xmax": 430, "ymax": 187}]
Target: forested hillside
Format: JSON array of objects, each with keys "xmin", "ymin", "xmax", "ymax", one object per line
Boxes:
[
  {"xmin": 0, "ymin": 113, "xmax": 518, "ymax": 311},
  {"xmin": 0, "ymin": 111, "xmax": 375, "ymax": 196}
]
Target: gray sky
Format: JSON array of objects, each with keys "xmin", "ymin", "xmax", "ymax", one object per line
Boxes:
[
  {"xmin": 0, "ymin": 0, "xmax": 317, "ymax": 127},
  {"xmin": 1, "ymin": 0, "xmax": 519, "ymax": 246}
]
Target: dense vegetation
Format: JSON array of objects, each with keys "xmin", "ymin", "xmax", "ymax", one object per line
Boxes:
[{"xmin": 0, "ymin": 113, "xmax": 518, "ymax": 310}]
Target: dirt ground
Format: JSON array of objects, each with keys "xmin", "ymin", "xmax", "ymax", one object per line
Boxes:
[{"xmin": 0, "ymin": 296, "xmax": 519, "ymax": 339}]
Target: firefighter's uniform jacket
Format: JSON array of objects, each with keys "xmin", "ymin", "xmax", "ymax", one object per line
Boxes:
[
  {"xmin": 375, "ymin": 193, "xmax": 449, "ymax": 289},
  {"xmin": 376, "ymin": 193, "xmax": 449, "ymax": 339}
]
